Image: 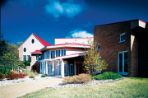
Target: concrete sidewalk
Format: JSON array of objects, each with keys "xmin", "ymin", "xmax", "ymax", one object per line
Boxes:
[{"xmin": 0, "ymin": 77, "xmax": 62, "ymax": 98}]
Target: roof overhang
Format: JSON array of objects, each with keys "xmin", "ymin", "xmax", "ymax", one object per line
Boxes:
[
  {"xmin": 31, "ymin": 50, "xmax": 42, "ymax": 55},
  {"xmin": 131, "ymin": 20, "xmax": 146, "ymax": 29},
  {"xmin": 41, "ymin": 43, "xmax": 90, "ymax": 51}
]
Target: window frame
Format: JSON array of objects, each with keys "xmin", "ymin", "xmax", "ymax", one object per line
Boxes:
[
  {"xmin": 118, "ymin": 51, "xmax": 128, "ymax": 76},
  {"xmin": 119, "ymin": 33, "xmax": 126, "ymax": 43}
]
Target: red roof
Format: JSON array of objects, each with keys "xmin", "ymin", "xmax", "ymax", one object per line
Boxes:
[
  {"xmin": 33, "ymin": 33, "xmax": 51, "ymax": 46},
  {"xmin": 32, "ymin": 50, "xmax": 42, "ymax": 55}
]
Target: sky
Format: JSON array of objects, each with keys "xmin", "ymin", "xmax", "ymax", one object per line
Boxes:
[{"xmin": 1, "ymin": 0, "xmax": 148, "ymax": 44}]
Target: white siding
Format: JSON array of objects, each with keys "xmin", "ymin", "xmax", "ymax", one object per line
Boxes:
[
  {"xmin": 66, "ymin": 50, "xmax": 85, "ymax": 55},
  {"xmin": 22, "ymin": 34, "xmax": 44, "ymax": 56},
  {"xmin": 55, "ymin": 38, "xmax": 93, "ymax": 45}
]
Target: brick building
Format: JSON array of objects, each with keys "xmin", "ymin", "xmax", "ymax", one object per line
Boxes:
[{"xmin": 94, "ymin": 19, "xmax": 148, "ymax": 77}]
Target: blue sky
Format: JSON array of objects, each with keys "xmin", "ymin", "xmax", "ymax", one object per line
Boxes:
[{"xmin": 1, "ymin": 0, "xmax": 148, "ymax": 44}]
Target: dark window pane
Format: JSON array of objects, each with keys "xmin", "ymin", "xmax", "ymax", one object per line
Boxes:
[
  {"xmin": 119, "ymin": 53, "xmax": 122, "ymax": 72},
  {"xmin": 32, "ymin": 39, "xmax": 35, "ymax": 44},
  {"xmin": 56, "ymin": 50, "xmax": 58, "ymax": 57},
  {"xmin": 124, "ymin": 52, "xmax": 128, "ymax": 72},
  {"xmin": 51, "ymin": 50, "xmax": 55, "ymax": 58},
  {"xmin": 24, "ymin": 48, "xmax": 26, "ymax": 52},
  {"xmin": 120, "ymin": 33, "xmax": 126, "ymax": 43}
]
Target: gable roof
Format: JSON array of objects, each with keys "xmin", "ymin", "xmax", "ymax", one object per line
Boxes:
[{"xmin": 33, "ymin": 33, "xmax": 51, "ymax": 46}]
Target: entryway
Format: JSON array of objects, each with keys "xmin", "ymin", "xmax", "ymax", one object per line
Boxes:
[{"xmin": 118, "ymin": 51, "xmax": 128, "ymax": 75}]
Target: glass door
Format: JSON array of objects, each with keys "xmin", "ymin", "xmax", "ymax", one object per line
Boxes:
[
  {"xmin": 118, "ymin": 51, "xmax": 128, "ymax": 75},
  {"xmin": 48, "ymin": 64, "xmax": 52, "ymax": 76}
]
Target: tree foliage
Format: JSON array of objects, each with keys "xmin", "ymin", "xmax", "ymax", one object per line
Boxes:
[
  {"xmin": 0, "ymin": 32, "xmax": 24, "ymax": 67},
  {"xmin": 83, "ymin": 42, "xmax": 108, "ymax": 75}
]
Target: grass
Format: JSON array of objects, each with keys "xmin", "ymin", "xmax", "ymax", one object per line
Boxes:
[{"xmin": 20, "ymin": 77, "xmax": 148, "ymax": 98}]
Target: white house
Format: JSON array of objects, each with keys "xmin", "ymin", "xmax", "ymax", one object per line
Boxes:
[
  {"xmin": 19, "ymin": 33, "xmax": 93, "ymax": 77},
  {"xmin": 18, "ymin": 33, "xmax": 50, "ymax": 69},
  {"xmin": 33, "ymin": 37, "xmax": 93, "ymax": 77}
]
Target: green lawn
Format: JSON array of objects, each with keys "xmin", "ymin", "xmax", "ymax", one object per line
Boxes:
[{"xmin": 20, "ymin": 78, "xmax": 148, "ymax": 98}]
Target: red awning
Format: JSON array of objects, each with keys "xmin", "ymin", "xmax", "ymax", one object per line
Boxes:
[{"xmin": 31, "ymin": 50, "xmax": 42, "ymax": 55}]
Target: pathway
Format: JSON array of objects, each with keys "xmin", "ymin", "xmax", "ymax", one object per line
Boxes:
[{"xmin": 0, "ymin": 77, "xmax": 62, "ymax": 98}]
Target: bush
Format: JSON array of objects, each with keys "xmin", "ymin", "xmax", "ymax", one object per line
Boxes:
[
  {"xmin": 24, "ymin": 70, "xmax": 37, "ymax": 78},
  {"xmin": 0, "ymin": 73, "xmax": 5, "ymax": 80},
  {"xmin": 25, "ymin": 70, "xmax": 37, "ymax": 78},
  {"xmin": 41, "ymin": 74, "xmax": 48, "ymax": 77},
  {"xmin": 94, "ymin": 72, "xmax": 122, "ymax": 80},
  {"xmin": 6, "ymin": 71, "xmax": 26, "ymax": 80},
  {"xmin": 0, "ymin": 65, "xmax": 17, "ymax": 75},
  {"xmin": 63, "ymin": 73, "xmax": 91, "ymax": 84}
]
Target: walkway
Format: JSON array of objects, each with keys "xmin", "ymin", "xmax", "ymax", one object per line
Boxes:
[{"xmin": 0, "ymin": 77, "xmax": 62, "ymax": 98}]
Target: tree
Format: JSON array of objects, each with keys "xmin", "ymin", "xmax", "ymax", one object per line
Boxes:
[
  {"xmin": 0, "ymin": 32, "xmax": 8, "ymax": 64},
  {"xmin": 83, "ymin": 42, "xmax": 108, "ymax": 75},
  {"xmin": 0, "ymin": 32, "xmax": 25, "ymax": 68}
]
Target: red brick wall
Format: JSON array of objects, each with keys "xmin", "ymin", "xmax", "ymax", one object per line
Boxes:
[{"xmin": 94, "ymin": 21, "xmax": 131, "ymax": 73}]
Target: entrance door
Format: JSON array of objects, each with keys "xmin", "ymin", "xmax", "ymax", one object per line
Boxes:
[
  {"xmin": 55, "ymin": 64, "xmax": 61, "ymax": 76},
  {"xmin": 48, "ymin": 64, "xmax": 52, "ymax": 76},
  {"xmin": 69, "ymin": 64, "xmax": 74, "ymax": 76},
  {"xmin": 64, "ymin": 64, "xmax": 69, "ymax": 76},
  {"xmin": 118, "ymin": 51, "xmax": 128, "ymax": 75}
]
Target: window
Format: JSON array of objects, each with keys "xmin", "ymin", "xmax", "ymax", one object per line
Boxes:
[
  {"xmin": 23, "ymin": 55, "xmax": 31, "ymax": 61},
  {"xmin": 58, "ymin": 50, "xmax": 60, "ymax": 56},
  {"xmin": 56, "ymin": 50, "xmax": 60, "ymax": 57},
  {"xmin": 23, "ymin": 55, "xmax": 26, "ymax": 61},
  {"xmin": 63, "ymin": 49, "xmax": 66, "ymax": 56},
  {"xmin": 51, "ymin": 50, "xmax": 55, "ymax": 58},
  {"xmin": 56, "ymin": 50, "xmax": 58, "ymax": 57},
  {"xmin": 48, "ymin": 51, "xmax": 50, "ymax": 59},
  {"xmin": 61, "ymin": 49, "xmax": 66, "ymax": 56},
  {"xmin": 24, "ymin": 48, "xmax": 26, "ymax": 52},
  {"xmin": 119, "ymin": 33, "xmax": 126, "ymax": 43},
  {"xmin": 32, "ymin": 39, "xmax": 35, "ymax": 44}
]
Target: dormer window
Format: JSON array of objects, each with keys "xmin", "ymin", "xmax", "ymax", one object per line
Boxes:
[
  {"xmin": 119, "ymin": 33, "xmax": 126, "ymax": 43},
  {"xmin": 32, "ymin": 39, "xmax": 35, "ymax": 44}
]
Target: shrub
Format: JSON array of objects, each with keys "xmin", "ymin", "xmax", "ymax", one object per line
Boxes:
[
  {"xmin": 24, "ymin": 70, "xmax": 37, "ymax": 78},
  {"xmin": 63, "ymin": 73, "xmax": 91, "ymax": 84},
  {"xmin": 76, "ymin": 74, "xmax": 92, "ymax": 83},
  {"xmin": 94, "ymin": 72, "xmax": 122, "ymax": 80},
  {"xmin": 0, "ymin": 73, "xmax": 5, "ymax": 80},
  {"xmin": 6, "ymin": 71, "xmax": 26, "ymax": 80},
  {"xmin": 41, "ymin": 74, "xmax": 48, "ymax": 77}
]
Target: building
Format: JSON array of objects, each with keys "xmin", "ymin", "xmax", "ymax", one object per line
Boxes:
[
  {"xmin": 94, "ymin": 19, "xmax": 148, "ymax": 77},
  {"xmin": 18, "ymin": 33, "xmax": 50, "ymax": 69},
  {"xmin": 37, "ymin": 38, "xmax": 93, "ymax": 77},
  {"xmin": 19, "ymin": 34, "xmax": 93, "ymax": 77}
]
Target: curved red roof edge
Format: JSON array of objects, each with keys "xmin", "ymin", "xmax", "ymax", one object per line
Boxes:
[
  {"xmin": 32, "ymin": 33, "xmax": 51, "ymax": 46},
  {"xmin": 31, "ymin": 50, "xmax": 42, "ymax": 54}
]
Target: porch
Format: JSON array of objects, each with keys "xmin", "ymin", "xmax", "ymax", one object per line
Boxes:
[{"xmin": 39, "ymin": 54, "xmax": 85, "ymax": 77}]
